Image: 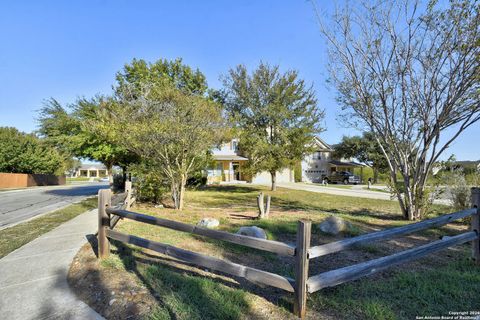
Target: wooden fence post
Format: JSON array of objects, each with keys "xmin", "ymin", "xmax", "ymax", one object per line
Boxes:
[
  {"xmin": 98, "ymin": 189, "xmax": 111, "ymax": 259},
  {"xmin": 294, "ymin": 220, "xmax": 311, "ymax": 319},
  {"xmin": 471, "ymin": 187, "xmax": 480, "ymax": 264},
  {"xmin": 125, "ymin": 181, "xmax": 132, "ymax": 210},
  {"xmin": 257, "ymin": 192, "xmax": 265, "ymax": 218},
  {"xmin": 265, "ymin": 195, "xmax": 271, "ymax": 218}
]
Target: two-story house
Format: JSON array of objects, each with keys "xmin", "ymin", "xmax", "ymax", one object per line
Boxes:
[
  {"xmin": 206, "ymin": 139, "xmax": 294, "ymax": 184},
  {"xmin": 300, "ymin": 137, "xmax": 363, "ymax": 183},
  {"xmin": 206, "ymin": 137, "xmax": 362, "ymax": 185}
]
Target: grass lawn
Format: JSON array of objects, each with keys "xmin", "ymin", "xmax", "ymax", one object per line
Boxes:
[
  {"xmin": 0, "ymin": 197, "xmax": 97, "ymax": 258},
  {"xmin": 68, "ymin": 185, "xmax": 478, "ymax": 320}
]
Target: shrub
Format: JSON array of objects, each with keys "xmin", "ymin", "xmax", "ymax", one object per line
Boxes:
[
  {"xmin": 129, "ymin": 163, "xmax": 168, "ymax": 203},
  {"xmin": 186, "ymin": 171, "xmax": 207, "ymax": 188},
  {"xmin": 444, "ymin": 170, "xmax": 471, "ymax": 210}
]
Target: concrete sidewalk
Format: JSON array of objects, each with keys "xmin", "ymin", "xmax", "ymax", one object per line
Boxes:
[{"xmin": 0, "ymin": 210, "xmax": 104, "ymax": 320}]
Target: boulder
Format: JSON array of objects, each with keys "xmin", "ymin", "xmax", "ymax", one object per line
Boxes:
[
  {"xmin": 236, "ymin": 226, "xmax": 267, "ymax": 239},
  {"xmin": 318, "ymin": 216, "xmax": 349, "ymax": 235},
  {"xmin": 197, "ymin": 218, "xmax": 220, "ymax": 229}
]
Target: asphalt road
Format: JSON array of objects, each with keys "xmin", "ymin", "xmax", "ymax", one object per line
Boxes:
[{"xmin": 0, "ymin": 182, "xmax": 109, "ymax": 230}]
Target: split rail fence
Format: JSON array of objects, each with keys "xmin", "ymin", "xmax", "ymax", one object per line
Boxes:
[{"xmin": 98, "ymin": 187, "xmax": 480, "ymax": 319}]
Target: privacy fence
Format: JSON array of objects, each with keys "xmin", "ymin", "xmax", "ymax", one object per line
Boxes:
[
  {"xmin": 0, "ymin": 172, "xmax": 66, "ymax": 188},
  {"xmin": 97, "ymin": 187, "xmax": 480, "ymax": 319}
]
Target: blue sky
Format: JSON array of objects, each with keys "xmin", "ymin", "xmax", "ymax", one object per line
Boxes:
[{"xmin": 0, "ymin": 1, "xmax": 478, "ymax": 160}]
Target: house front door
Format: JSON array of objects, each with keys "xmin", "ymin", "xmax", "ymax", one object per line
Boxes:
[{"xmin": 232, "ymin": 162, "xmax": 240, "ymax": 180}]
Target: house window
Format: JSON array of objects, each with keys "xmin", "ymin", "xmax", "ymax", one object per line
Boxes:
[
  {"xmin": 232, "ymin": 140, "xmax": 238, "ymax": 152},
  {"xmin": 314, "ymin": 152, "xmax": 321, "ymax": 160}
]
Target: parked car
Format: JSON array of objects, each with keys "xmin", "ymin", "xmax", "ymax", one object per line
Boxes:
[
  {"xmin": 99, "ymin": 177, "xmax": 110, "ymax": 182},
  {"xmin": 323, "ymin": 171, "xmax": 361, "ymax": 185}
]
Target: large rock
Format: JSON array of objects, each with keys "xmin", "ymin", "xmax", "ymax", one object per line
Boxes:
[
  {"xmin": 236, "ymin": 226, "xmax": 267, "ymax": 239},
  {"xmin": 197, "ymin": 218, "xmax": 220, "ymax": 229},
  {"xmin": 318, "ymin": 216, "xmax": 349, "ymax": 235}
]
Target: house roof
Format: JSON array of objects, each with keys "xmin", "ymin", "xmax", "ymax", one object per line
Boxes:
[
  {"xmin": 313, "ymin": 136, "xmax": 334, "ymax": 152},
  {"xmin": 213, "ymin": 155, "xmax": 249, "ymax": 161},
  {"xmin": 329, "ymin": 160, "xmax": 364, "ymax": 167},
  {"xmin": 79, "ymin": 163, "xmax": 107, "ymax": 170}
]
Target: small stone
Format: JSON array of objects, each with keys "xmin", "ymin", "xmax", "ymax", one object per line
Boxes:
[
  {"xmin": 236, "ymin": 226, "xmax": 267, "ymax": 239},
  {"xmin": 318, "ymin": 216, "xmax": 349, "ymax": 235},
  {"xmin": 111, "ymin": 291, "xmax": 115, "ymax": 295},
  {"xmin": 197, "ymin": 218, "xmax": 220, "ymax": 229},
  {"xmin": 109, "ymin": 299, "xmax": 117, "ymax": 306},
  {"xmin": 154, "ymin": 204, "xmax": 164, "ymax": 208}
]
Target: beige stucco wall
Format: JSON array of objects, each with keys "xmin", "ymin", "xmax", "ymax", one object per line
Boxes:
[{"xmin": 251, "ymin": 168, "xmax": 294, "ymax": 184}]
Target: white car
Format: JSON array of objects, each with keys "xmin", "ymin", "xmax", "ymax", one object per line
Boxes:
[{"xmin": 99, "ymin": 177, "xmax": 109, "ymax": 182}]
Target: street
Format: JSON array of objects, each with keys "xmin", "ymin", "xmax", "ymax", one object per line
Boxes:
[{"xmin": 0, "ymin": 182, "xmax": 108, "ymax": 230}]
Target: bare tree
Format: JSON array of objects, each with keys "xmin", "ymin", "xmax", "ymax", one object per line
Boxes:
[{"xmin": 314, "ymin": 0, "xmax": 479, "ymax": 220}]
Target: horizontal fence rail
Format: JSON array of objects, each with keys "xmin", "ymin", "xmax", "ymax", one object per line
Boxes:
[
  {"xmin": 106, "ymin": 229, "xmax": 295, "ymax": 292},
  {"xmin": 110, "ymin": 192, "xmax": 127, "ymax": 207},
  {"xmin": 97, "ymin": 187, "xmax": 480, "ymax": 319},
  {"xmin": 106, "ymin": 208, "xmax": 296, "ymax": 256},
  {"xmin": 308, "ymin": 231, "xmax": 478, "ymax": 293},
  {"xmin": 309, "ymin": 208, "xmax": 476, "ymax": 259}
]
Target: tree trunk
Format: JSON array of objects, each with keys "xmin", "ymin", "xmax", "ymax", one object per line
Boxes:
[
  {"xmin": 271, "ymin": 171, "xmax": 277, "ymax": 191},
  {"xmin": 178, "ymin": 175, "xmax": 187, "ymax": 210},
  {"xmin": 404, "ymin": 180, "xmax": 415, "ymax": 221},
  {"xmin": 171, "ymin": 175, "xmax": 187, "ymax": 210},
  {"xmin": 373, "ymin": 168, "xmax": 379, "ymax": 184},
  {"xmin": 171, "ymin": 180, "xmax": 179, "ymax": 209}
]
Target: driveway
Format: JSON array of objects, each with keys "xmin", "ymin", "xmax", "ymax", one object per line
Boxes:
[
  {"xmin": 276, "ymin": 182, "xmax": 393, "ymax": 200},
  {"xmin": 274, "ymin": 182, "xmax": 451, "ymax": 205},
  {"xmin": 0, "ymin": 182, "xmax": 109, "ymax": 230}
]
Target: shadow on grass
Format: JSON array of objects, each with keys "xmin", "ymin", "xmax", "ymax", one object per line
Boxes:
[
  {"xmin": 199, "ymin": 185, "xmax": 263, "ymax": 193},
  {"xmin": 228, "ymin": 213, "xmax": 257, "ymax": 220},
  {"xmin": 190, "ymin": 185, "xmax": 406, "ymax": 223},
  {"xmin": 108, "ymin": 239, "xmax": 288, "ymax": 320},
  {"xmin": 69, "ymin": 235, "xmax": 153, "ymax": 319}
]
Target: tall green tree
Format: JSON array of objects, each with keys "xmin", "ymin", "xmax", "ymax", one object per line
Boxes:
[
  {"xmin": 115, "ymin": 58, "xmax": 208, "ymax": 98},
  {"xmin": 222, "ymin": 63, "xmax": 324, "ymax": 191},
  {"xmin": 334, "ymin": 132, "xmax": 388, "ymax": 183},
  {"xmin": 0, "ymin": 127, "xmax": 65, "ymax": 175},
  {"xmin": 95, "ymin": 58, "xmax": 224, "ymax": 209},
  {"xmin": 38, "ymin": 98, "xmax": 135, "ymax": 183}
]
